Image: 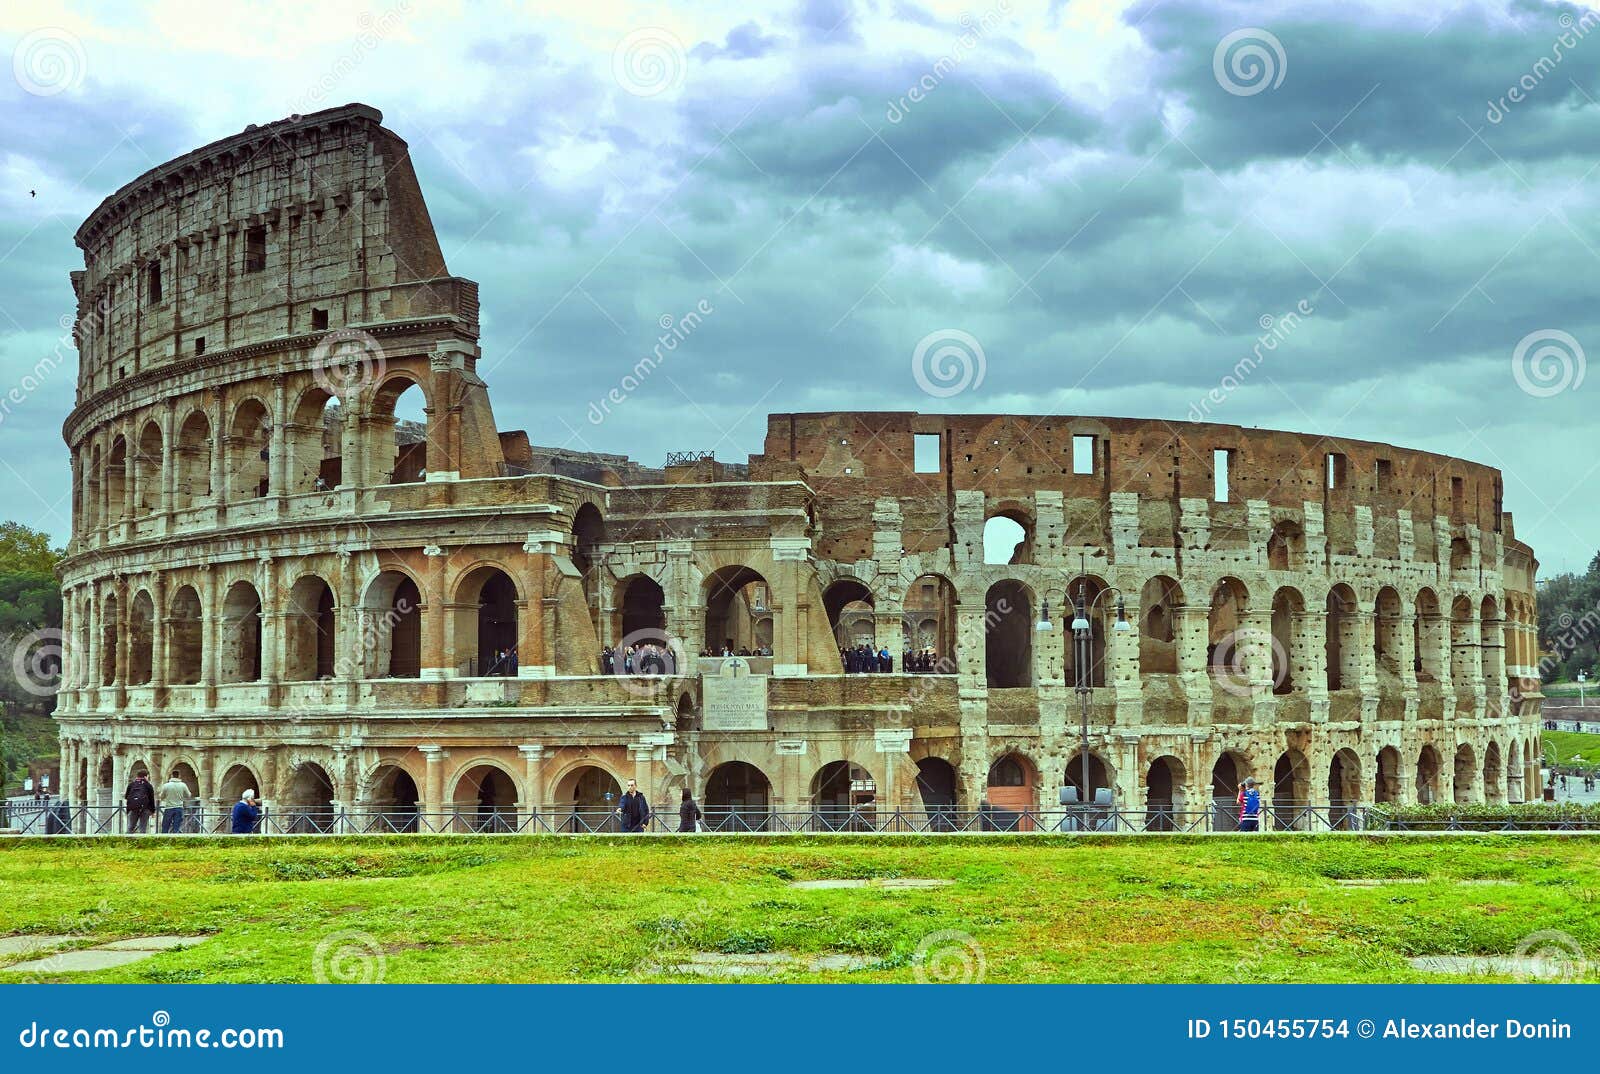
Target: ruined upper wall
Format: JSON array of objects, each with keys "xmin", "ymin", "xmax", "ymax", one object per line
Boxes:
[{"xmin": 70, "ymin": 103, "xmax": 461, "ymax": 400}]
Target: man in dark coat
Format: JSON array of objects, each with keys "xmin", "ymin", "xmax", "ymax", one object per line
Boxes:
[
  {"xmin": 617, "ymin": 778, "xmax": 650, "ymax": 833},
  {"xmin": 124, "ymin": 771, "xmax": 157, "ymax": 834},
  {"xmin": 230, "ymin": 790, "xmax": 262, "ymax": 834}
]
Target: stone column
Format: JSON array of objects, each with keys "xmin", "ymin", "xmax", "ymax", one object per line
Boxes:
[
  {"xmin": 160, "ymin": 400, "xmax": 176, "ymax": 528},
  {"xmin": 769, "ymin": 538, "xmax": 810, "ymax": 676},
  {"xmin": 1294, "ymin": 610, "xmax": 1329, "ymax": 722},
  {"xmin": 420, "ymin": 545, "xmax": 451, "ymax": 679},
  {"xmin": 1397, "ymin": 599, "xmax": 1419, "ymax": 722},
  {"xmin": 209, "ymin": 391, "xmax": 228, "ymax": 519},
  {"xmin": 955, "ymin": 602, "xmax": 988, "ymax": 691},
  {"xmin": 518, "ymin": 744, "xmax": 545, "ymax": 828},
  {"xmin": 200, "ymin": 566, "xmax": 219, "ymax": 707},
  {"xmin": 1175, "ymin": 605, "xmax": 1212, "ymax": 725},
  {"xmin": 109, "ymin": 750, "xmax": 127, "ymax": 834},
  {"xmin": 420, "ymin": 746, "xmax": 447, "ymax": 823},
  {"xmin": 259, "ymin": 555, "xmax": 282, "ymax": 704},
  {"xmin": 111, "ymin": 576, "xmax": 128, "ymax": 708},
  {"xmin": 875, "ymin": 609, "xmax": 905, "ymax": 670},
  {"xmin": 517, "ymin": 542, "xmax": 552, "ymax": 676},
  {"xmin": 1241, "ymin": 609, "xmax": 1276, "ymax": 727},
  {"xmin": 150, "ymin": 570, "xmax": 167, "ymax": 694}
]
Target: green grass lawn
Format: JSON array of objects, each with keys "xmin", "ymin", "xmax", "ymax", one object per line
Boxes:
[
  {"xmin": 1544, "ymin": 730, "xmax": 1600, "ymax": 767},
  {"xmin": 2, "ymin": 835, "xmax": 1598, "ymax": 983}
]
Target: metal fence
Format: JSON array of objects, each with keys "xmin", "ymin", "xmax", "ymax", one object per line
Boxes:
[{"xmin": 8, "ymin": 802, "xmax": 1600, "ymax": 835}]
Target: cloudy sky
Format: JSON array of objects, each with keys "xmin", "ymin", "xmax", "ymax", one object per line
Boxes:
[{"xmin": 0, "ymin": 0, "xmax": 1596, "ymax": 575}]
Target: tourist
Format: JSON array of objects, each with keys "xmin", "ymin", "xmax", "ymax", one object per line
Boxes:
[
  {"xmin": 158, "ymin": 770, "xmax": 190, "ymax": 834},
  {"xmin": 1237, "ymin": 778, "xmax": 1261, "ymax": 832},
  {"xmin": 123, "ymin": 771, "xmax": 156, "ymax": 834},
  {"xmin": 230, "ymin": 789, "xmax": 262, "ymax": 834},
  {"xmin": 678, "ymin": 788, "xmax": 703, "ymax": 833},
  {"xmin": 617, "ymin": 778, "xmax": 650, "ymax": 833}
]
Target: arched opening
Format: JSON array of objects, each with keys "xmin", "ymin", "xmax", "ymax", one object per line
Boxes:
[
  {"xmin": 1483, "ymin": 739, "xmax": 1504, "ymax": 804},
  {"xmin": 1415, "ymin": 744, "xmax": 1442, "ymax": 804},
  {"xmin": 127, "ymin": 590, "xmax": 154, "ymax": 685},
  {"xmin": 370, "ymin": 376, "xmax": 428, "ymax": 485},
  {"xmin": 1273, "ymin": 749, "xmax": 1311, "ymax": 830},
  {"xmin": 1375, "ymin": 746, "xmax": 1401, "ymax": 804},
  {"xmin": 1207, "ymin": 577, "xmax": 1248, "ymax": 679},
  {"xmin": 284, "ymin": 762, "xmax": 336, "ymax": 833},
  {"xmin": 1450, "ymin": 595, "xmax": 1475, "ymax": 690},
  {"xmin": 704, "ymin": 761, "xmax": 771, "ymax": 832},
  {"xmin": 1270, "ymin": 586, "xmax": 1303, "ymax": 694},
  {"xmin": 218, "ymin": 764, "xmax": 260, "ymax": 815},
  {"xmin": 173, "ymin": 411, "xmax": 212, "ymax": 509},
  {"xmin": 1449, "ymin": 536, "xmax": 1472, "ymax": 572},
  {"xmin": 1415, "ymin": 588, "xmax": 1442, "ymax": 682},
  {"xmin": 286, "ymin": 575, "xmax": 337, "ymax": 681},
  {"xmin": 1328, "ymin": 748, "xmax": 1361, "ymax": 830},
  {"xmin": 167, "ymin": 586, "xmax": 202, "ymax": 684},
  {"xmin": 986, "ymin": 752, "xmax": 1037, "ymax": 826},
  {"xmin": 984, "ymin": 580, "xmax": 1033, "ymax": 688},
  {"xmin": 617, "ymin": 574, "xmax": 667, "ymax": 639},
  {"xmin": 1453, "ymin": 742, "xmax": 1477, "ymax": 804},
  {"xmin": 982, "ymin": 512, "xmax": 1032, "ymax": 565},
  {"xmin": 219, "ymin": 581, "xmax": 263, "ymax": 683},
  {"xmin": 1374, "ymin": 586, "xmax": 1402, "ymax": 684},
  {"xmin": 366, "ymin": 765, "xmax": 420, "ymax": 833},
  {"xmin": 135, "ymin": 421, "xmax": 163, "ymax": 515},
  {"xmin": 1267, "ymin": 520, "xmax": 1303, "ymax": 571},
  {"xmin": 572, "ymin": 503, "xmax": 605, "ymax": 619},
  {"xmin": 288, "ymin": 387, "xmax": 341, "ymax": 492},
  {"xmin": 1139, "ymin": 576, "xmax": 1183, "ymax": 674},
  {"xmin": 1325, "ymin": 583, "xmax": 1359, "ymax": 691},
  {"xmin": 452, "ymin": 764, "xmax": 518, "ymax": 832},
  {"xmin": 455, "ymin": 566, "xmax": 518, "ymax": 676},
  {"xmin": 99, "ymin": 592, "xmax": 120, "ymax": 685},
  {"xmin": 1507, "ymin": 739, "xmax": 1525, "ymax": 803},
  {"xmin": 810, "ymin": 761, "xmax": 876, "ymax": 830},
  {"xmin": 105, "ymin": 436, "xmax": 128, "ymax": 521},
  {"xmin": 363, "ymin": 571, "xmax": 422, "ymax": 679},
  {"xmin": 1063, "ymin": 750, "xmax": 1112, "ymax": 807},
  {"xmin": 554, "ymin": 764, "xmax": 622, "ymax": 833},
  {"xmin": 1480, "ymin": 596, "xmax": 1505, "ymax": 692},
  {"xmin": 227, "ymin": 399, "xmax": 272, "ymax": 500},
  {"xmin": 903, "ymin": 574, "xmax": 957, "ymax": 672},
  {"xmin": 823, "ymin": 578, "xmax": 875, "ymax": 651},
  {"xmin": 704, "ymin": 566, "xmax": 770, "ymax": 655},
  {"xmin": 915, "ymin": 757, "xmax": 959, "ymax": 826},
  {"xmin": 85, "ymin": 444, "xmax": 102, "ymax": 529},
  {"xmin": 1064, "ymin": 575, "xmax": 1109, "ymax": 688},
  {"xmin": 1211, "ymin": 751, "xmax": 1251, "ymax": 830},
  {"xmin": 1145, "ymin": 755, "xmax": 1187, "ymax": 831}
]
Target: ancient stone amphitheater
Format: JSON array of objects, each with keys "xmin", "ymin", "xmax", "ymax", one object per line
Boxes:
[{"xmin": 53, "ymin": 104, "xmax": 1543, "ymax": 833}]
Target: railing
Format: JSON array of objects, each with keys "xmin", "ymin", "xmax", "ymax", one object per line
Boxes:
[{"xmin": 12, "ymin": 803, "xmax": 1600, "ymax": 836}]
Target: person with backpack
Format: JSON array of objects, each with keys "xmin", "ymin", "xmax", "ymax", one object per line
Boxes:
[
  {"xmin": 1237, "ymin": 777, "xmax": 1262, "ymax": 832},
  {"xmin": 678, "ymin": 788, "xmax": 703, "ymax": 833},
  {"xmin": 123, "ymin": 771, "xmax": 157, "ymax": 834}
]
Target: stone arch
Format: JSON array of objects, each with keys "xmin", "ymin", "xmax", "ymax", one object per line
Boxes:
[
  {"xmin": 283, "ymin": 761, "xmax": 336, "ymax": 833},
  {"xmin": 552, "ymin": 763, "xmax": 622, "ymax": 832},
  {"xmin": 1207, "ymin": 577, "xmax": 1249, "ymax": 673},
  {"xmin": 903, "ymin": 573, "xmax": 957, "ymax": 671},
  {"xmin": 451, "ymin": 761, "xmax": 519, "ymax": 831},
  {"xmin": 704, "ymin": 565, "xmax": 769, "ymax": 655},
  {"xmin": 1450, "ymin": 595, "xmax": 1475, "ymax": 688},
  {"xmin": 1453, "ymin": 742, "xmax": 1478, "ymax": 803},
  {"xmin": 219, "ymin": 580, "xmax": 263, "ymax": 683},
  {"xmin": 127, "ymin": 589, "xmax": 154, "ymax": 685},
  {"xmin": 1273, "ymin": 748, "xmax": 1312, "ymax": 829},
  {"xmin": 1328, "ymin": 748, "xmax": 1361, "ymax": 829},
  {"xmin": 1483, "ymin": 739, "xmax": 1505, "ymax": 804},
  {"xmin": 982, "ymin": 508, "xmax": 1032, "ymax": 565},
  {"xmin": 287, "ymin": 384, "xmax": 341, "ymax": 493},
  {"xmin": 454, "ymin": 564, "xmax": 519, "ymax": 676},
  {"xmin": 1325, "ymin": 583, "xmax": 1360, "ymax": 691},
  {"xmin": 135, "ymin": 420, "xmax": 163, "ymax": 515},
  {"xmin": 1480, "ymin": 595, "xmax": 1505, "ymax": 691},
  {"xmin": 285, "ymin": 574, "xmax": 337, "ymax": 681},
  {"xmin": 1374, "ymin": 585, "xmax": 1403, "ymax": 685},
  {"xmin": 105, "ymin": 435, "xmax": 128, "ymax": 522},
  {"xmin": 615, "ymin": 573, "xmax": 666, "ymax": 640},
  {"xmin": 1139, "ymin": 575, "xmax": 1183, "ymax": 674},
  {"xmin": 823, "ymin": 578, "xmax": 875, "ymax": 649},
  {"xmin": 85, "ymin": 442, "xmax": 102, "ymax": 529},
  {"xmin": 571, "ymin": 501, "xmax": 605, "ymax": 606},
  {"xmin": 1145, "ymin": 754, "xmax": 1188, "ymax": 830},
  {"xmin": 364, "ymin": 763, "xmax": 420, "ymax": 832},
  {"xmin": 704, "ymin": 761, "xmax": 772, "ymax": 831},
  {"xmin": 1064, "ymin": 573, "xmax": 1111, "ymax": 688},
  {"xmin": 1267, "ymin": 519, "xmax": 1304, "ymax": 571},
  {"xmin": 1415, "ymin": 743, "xmax": 1442, "ymax": 804},
  {"xmin": 368, "ymin": 373, "xmax": 429, "ymax": 485},
  {"xmin": 98, "ymin": 590, "xmax": 120, "ymax": 686},
  {"xmin": 1449, "ymin": 536, "xmax": 1472, "ymax": 572},
  {"xmin": 1375, "ymin": 745, "xmax": 1401, "ymax": 804},
  {"xmin": 218, "ymin": 763, "xmax": 260, "ymax": 807},
  {"xmin": 984, "ymin": 579, "xmax": 1034, "ymax": 688},
  {"xmin": 810, "ymin": 760, "xmax": 877, "ymax": 829},
  {"xmin": 914, "ymin": 756, "xmax": 960, "ymax": 821},
  {"xmin": 173, "ymin": 409, "xmax": 212, "ymax": 509},
  {"xmin": 1269, "ymin": 585, "xmax": 1304, "ymax": 694},
  {"xmin": 227, "ymin": 397, "xmax": 272, "ymax": 500},
  {"xmin": 1063, "ymin": 748, "xmax": 1113, "ymax": 807},
  {"xmin": 362, "ymin": 569, "xmax": 422, "ymax": 678},
  {"xmin": 167, "ymin": 585, "xmax": 203, "ymax": 684},
  {"xmin": 1414, "ymin": 587, "xmax": 1443, "ymax": 682}
]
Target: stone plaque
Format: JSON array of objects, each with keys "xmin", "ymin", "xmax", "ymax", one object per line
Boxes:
[{"xmin": 703, "ymin": 674, "xmax": 768, "ymax": 732}]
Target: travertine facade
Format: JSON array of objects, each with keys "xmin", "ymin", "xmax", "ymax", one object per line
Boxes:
[{"xmin": 54, "ymin": 105, "xmax": 1543, "ymax": 830}]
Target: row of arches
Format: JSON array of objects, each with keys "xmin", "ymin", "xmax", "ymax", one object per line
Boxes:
[{"xmin": 74, "ymin": 374, "xmax": 430, "ymax": 533}]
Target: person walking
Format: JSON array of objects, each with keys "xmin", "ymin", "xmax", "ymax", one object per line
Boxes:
[
  {"xmin": 617, "ymin": 778, "xmax": 650, "ymax": 833},
  {"xmin": 678, "ymin": 788, "xmax": 703, "ymax": 833},
  {"xmin": 230, "ymin": 790, "xmax": 262, "ymax": 834},
  {"xmin": 1237, "ymin": 778, "xmax": 1262, "ymax": 832},
  {"xmin": 123, "ymin": 771, "xmax": 157, "ymax": 834},
  {"xmin": 157, "ymin": 770, "xmax": 190, "ymax": 834}
]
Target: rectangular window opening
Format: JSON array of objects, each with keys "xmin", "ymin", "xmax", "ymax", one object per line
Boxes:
[
  {"xmin": 194, "ymin": 336, "xmax": 206, "ymax": 355},
  {"xmin": 1212, "ymin": 448, "xmax": 1232, "ymax": 502},
  {"xmin": 1376, "ymin": 458, "xmax": 1393, "ymax": 490},
  {"xmin": 1072, "ymin": 434, "xmax": 1096, "ymax": 475},
  {"xmin": 244, "ymin": 226, "xmax": 267, "ymax": 273},
  {"xmin": 146, "ymin": 261, "xmax": 162, "ymax": 304},
  {"xmin": 1451, "ymin": 475, "xmax": 1465, "ymax": 515},
  {"xmin": 913, "ymin": 433, "xmax": 941, "ymax": 474},
  {"xmin": 1326, "ymin": 452, "xmax": 1348, "ymax": 490},
  {"xmin": 311, "ymin": 307, "xmax": 329, "ymax": 331}
]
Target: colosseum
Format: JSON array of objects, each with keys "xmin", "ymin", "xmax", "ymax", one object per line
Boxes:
[{"xmin": 52, "ymin": 104, "xmax": 1544, "ymax": 833}]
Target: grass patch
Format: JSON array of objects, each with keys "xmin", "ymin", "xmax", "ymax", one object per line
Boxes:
[
  {"xmin": 0, "ymin": 834, "xmax": 1596, "ymax": 983},
  {"xmin": 1544, "ymin": 730, "xmax": 1600, "ymax": 767}
]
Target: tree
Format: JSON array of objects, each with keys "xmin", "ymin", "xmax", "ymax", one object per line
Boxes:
[
  {"xmin": 0, "ymin": 522, "xmax": 64, "ymax": 792},
  {"xmin": 1538, "ymin": 551, "xmax": 1600, "ymax": 682},
  {"xmin": 0, "ymin": 521, "xmax": 61, "ymax": 575}
]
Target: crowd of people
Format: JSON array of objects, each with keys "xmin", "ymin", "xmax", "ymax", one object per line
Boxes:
[
  {"xmin": 484, "ymin": 646, "xmax": 519, "ymax": 676},
  {"xmin": 698, "ymin": 642, "xmax": 773, "ymax": 657},
  {"xmin": 839, "ymin": 645, "xmax": 948, "ymax": 674},
  {"xmin": 601, "ymin": 642, "xmax": 680, "ymax": 675}
]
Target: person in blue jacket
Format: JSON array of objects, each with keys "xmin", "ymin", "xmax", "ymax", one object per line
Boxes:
[
  {"xmin": 230, "ymin": 789, "xmax": 262, "ymax": 834},
  {"xmin": 1237, "ymin": 778, "xmax": 1261, "ymax": 832}
]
